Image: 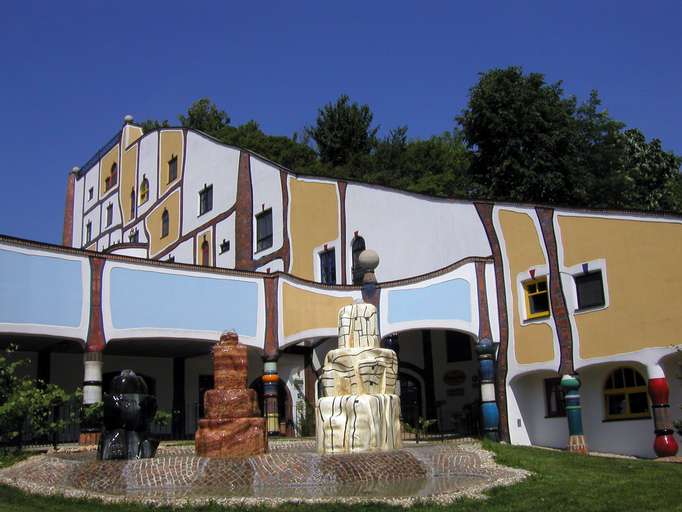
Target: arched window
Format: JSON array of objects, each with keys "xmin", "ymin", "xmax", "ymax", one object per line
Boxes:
[
  {"xmin": 129, "ymin": 188, "xmax": 135, "ymax": 219},
  {"xmin": 201, "ymin": 239, "xmax": 209, "ymax": 266},
  {"xmin": 604, "ymin": 367, "xmax": 650, "ymax": 420},
  {"xmin": 351, "ymin": 235, "xmax": 366, "ymax": 285},
  {"xmin": 161, "ymin": 209, "xmax": 169, "ymax": 238},
  {"xmin": 110, "ymin": 163, "xmax": 118, "ymax": 186},
  {"xmin": 139, "ymin": 176, "xmax": 149, "ymax": 204}
]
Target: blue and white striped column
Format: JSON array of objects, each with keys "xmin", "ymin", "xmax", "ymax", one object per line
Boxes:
[{"xmin": 476, "ymin": 338, "xmax": 499, "ymax": 441}]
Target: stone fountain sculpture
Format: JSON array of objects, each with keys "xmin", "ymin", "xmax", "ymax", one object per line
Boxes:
[
  {"xmin": 98, "ymin": 370, "xmax": 159, "ymax": 460},
  {"xmin": 316, "ymin": 253, "xmax": 401, "ymax": 453},
  {"xmin": 195, "ymin": 331, "xmax": 267, "ymax": 457}
]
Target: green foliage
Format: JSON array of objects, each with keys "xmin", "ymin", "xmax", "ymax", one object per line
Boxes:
[
  {"xmin": 138, "ymin": 119, "xmax": 170, "ymax": 133},
  {"xmin": 305, "ymin": 94, "xmax": 379, "ymax": 167},
  {"xmin": 80, "ymin": 402, "xmax": 103, "ymax": 431},
  {"xmin": 0, "ymin": 347, "xmax": 79, "ymax": 450},
  {"xmin": 291, "ymin": 379, "xmax": 315, "ymax": 437},
  {"xmin": 152, "ymin": 410, "xmax": 172, "ymax": 428},
  {"xmin": 178, "ymin": 98, "xmax": 230, "ymax": 136}
]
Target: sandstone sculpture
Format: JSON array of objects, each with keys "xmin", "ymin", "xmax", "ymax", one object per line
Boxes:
[
  {"xmin": 98, "ymin": 370, "xmax": 159, "ymax": 460},
  {"xmin": 316, "ymin": 302, "xmax": 402, "ymax": 453},
  {"xmin": 195, "ymin": 331, "xmax": 267, "ymax": 457}
]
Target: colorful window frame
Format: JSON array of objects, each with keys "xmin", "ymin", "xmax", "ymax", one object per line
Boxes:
[
  {"xmin": 524, "ymin": 277, "xmax": 550, "ymax": 319},
  {"xmin": 603, "ymin": 367, "xmax": 650, "ymax": 421}
]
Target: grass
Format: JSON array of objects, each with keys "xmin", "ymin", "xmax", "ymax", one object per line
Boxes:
[{"xmin": 0, "ymin": 441, "xmax": 680, "ymax": 511}]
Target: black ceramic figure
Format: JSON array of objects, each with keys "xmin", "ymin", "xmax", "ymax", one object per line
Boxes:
[{"xmin": 97, "ymin": 370, "xmax": 159, "ymax": 460}]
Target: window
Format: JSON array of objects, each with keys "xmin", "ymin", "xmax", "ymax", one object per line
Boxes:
[
  {"xmin": 86, "ymin": 221, "xmax": 92, "ymax": 243},
  {"xmin": 168, "ymin": 156, "xmax": 178, "ymax": 183},
  {"xmin": 220, "ymin": 239, "xmax": 230, "ymax": 254},
  {"xmin": 128, "ymin": 229, "xmax": 139, "ymax": 243},
  {"xmin": 320, "ymin": 248, "xmax": 336, "ymax": 284},
  {"xmin": 524, "ymin": 277, "xmax": 550, "ymax": 319},
  {"xmin": 544, "ymin": 378, "xmax": 566, "ymax": 417},
  {"xmin": 105, "ymin": 163, "xmax": 118, "ymax": 191},
  {"xmin": 161, "ymin": 209, "xmax": 169, "ymax": 238},
  {"xmin": 575, "ymin": 270, "xmax": 605, "ymax": 310},
  {"xmin": 256, "ymin": 209, "xmax": 273, "ymax": 252},
  {"xmin": 445, "ymin": 331, "xmax": 472, "ymax": 362},
  {"xmin": 88, "ymin": 187, "xmax": 94, "ymax": 200},
  {"xmin": 604, "ymin": 367, "xmax": 650, "ymax": 420},
  {"xmin": 200, "ymin": 239, "xmax": 210, "ymax": 266},
  {"xmin": 199, "ymin": 184, "xmax": 213, "ymax": 216},
  {"xmin": 130, "ymin": 188, "xmax": 135, "ymax": 219},
  {"xmin": 105, "ymin": 204, "xmax": 113, "ymax": 226},
  {"xmin": 140, "ymin": 176, "xmax": 149, "ymax": 204},
  {"xmin": 351, "ymin": 235, "xmax": 366, "ymax": 285}
]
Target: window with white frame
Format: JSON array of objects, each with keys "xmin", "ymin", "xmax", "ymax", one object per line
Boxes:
[
  {"xmin": 256, "ymin": 209, "xmax": 273, "ymax": 252},
  {"xmin": 199, "ymin": 184, "xmax": 213, "ymax": 216},
  {"xmin": 320, "ymin": 248, "xmax": 336, "ymax": 284},
  {"xmin": 575, "ymin": 270, "xmax": 605, "ymax": 310}
]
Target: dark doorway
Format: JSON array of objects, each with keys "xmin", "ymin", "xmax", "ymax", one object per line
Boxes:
[{"xmin": 399, "ymin": 372, "xmax": 422, "ymax": 428}]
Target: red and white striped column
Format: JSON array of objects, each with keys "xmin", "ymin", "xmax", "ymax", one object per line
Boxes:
[{"xmin": 647, "ymin": 365, "xmax": 678, "ymax": 458}]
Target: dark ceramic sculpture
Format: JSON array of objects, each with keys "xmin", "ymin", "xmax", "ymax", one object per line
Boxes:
[{"xmin": 97, "ymin": 370, "xmax": 159, "ymax": 460}]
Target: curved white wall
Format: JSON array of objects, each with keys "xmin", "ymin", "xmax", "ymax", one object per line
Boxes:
[
  {"xmin": 345, "ymin": 185, "xmax": 491, "ymax": 282},
  {"xmin": 251, "ymin": 157, "xmax": 284, "ymax": 259},
  {"xmin": 181, "ymin": 132, "xmax": 240, "ymax": 235}
]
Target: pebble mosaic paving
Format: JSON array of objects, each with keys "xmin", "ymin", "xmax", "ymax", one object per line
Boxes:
[{"xmin": 0, "ymin": 438, "xmax": 528, "ymax": 506}]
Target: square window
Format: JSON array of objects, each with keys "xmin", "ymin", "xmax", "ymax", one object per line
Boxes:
[
  {"xmin": 199, "ymin": 185, "xmax": 213, "ymax": 216},
  {"xmin": 544, "ymin": 377, "xmax": 566, "ymax": 417},
  {"xmin": 168, "ymin": 156, "xmax": 178, "ymax": 183},
  {"xmin": 524, "ymin": 277, "xmax": 550, "ymax": 319},
  {"xmin": 575, "ymin": 270, "xmax": 605, "ymax": 310},
  {"xmin": 256, "ymin": 209, "xmax": 273, "ymax": 252},
  {"xmin": 320, "ymin": 248, "xmax": 336, "ymax": 284},
  {"xmin": 106, "ymin": 204, "xmax": 113, "ymax": 226}
]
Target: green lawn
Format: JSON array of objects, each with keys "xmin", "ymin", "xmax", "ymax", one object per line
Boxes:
[{"xmin": 0, "ymin": 442, "xmax": 680, "ymax": 512}]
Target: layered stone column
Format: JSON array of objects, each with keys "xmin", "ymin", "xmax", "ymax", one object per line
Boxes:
[
  {"xmin": 263, "ymin": 360, "xmax": 280, "ymax": 435},
  {"xmin": 475, "ymin": 338, "xmax": 499, "ymax": 441},
  {"xmin": 560, "ymin": 374, "xmax": 587, "ymax": 454},
  {"xmin": 647, "ymin": 366, "xmax": 679, "ymax": 457}
]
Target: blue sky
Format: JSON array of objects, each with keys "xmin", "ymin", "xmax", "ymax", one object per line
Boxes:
[{"xmin": 1, "ymin": 1, "xmax": 680, "ymax": 244}]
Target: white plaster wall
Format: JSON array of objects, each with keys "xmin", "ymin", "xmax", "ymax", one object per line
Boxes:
[
  {"xmin": 169, "ymin": 238, "xmax": 194, "ymax": 265},
  {"xmin": 110, "ymin": 247, "xmax": 147, "ymax": 258},
  {"xmin": 251, "ymin": 157, "xmax": 283, "ymax": 259},
  {"xmin": 72, "ymin": 176, "xmax": 84, "ymax": 247},
  {"xmin": 661, "ymin": 354, "xmax": 682, "ymax": 449},
  {"xmin": 51, "ymin": 353, "xmax": 83, "ymax": 393},
  {"xmin": 510, "ymin": 372, "xmax": 568, "ymax": 449},
  {"xmin": 580, "ymin": 363, "xmax": 655, "ymax": 458},
  {"xmin": 100, "ymin": 192, "xmax": 122, "ymax": 232},
  {"xmin": 123, "ymin": 221, "xmax": 148, "ymax": 244},
  {"xmin": 83, "ymin": 162, "xmax": 100, "ymax": 212},
  {"xmin": 215, "ymin": 215, "xmax": 236, "ymax": 269},
  {"xmin": 182, "ymin": 132, "xmax": 239, "ymax": 235},
  {"xmin": 82, "ymin": 205, "xmax": 101, "ymax": 246},
  {"xmin": 109, "ymin": 229, "xmax": 122, "ymax": 247},
  {"xmin": 256, "ymin": 259, "xmax": 284, "ymax": 274},
  {"xmin": 345, "ymin": 185, "xmax": 491, "ymax": 282},
  {"xmin": 137, "ymin": 133, "xmax": 159, "ymax": 217},
  {"xmin": 97, "ymin": 233, "xmax": 110, "ymax": 251}
]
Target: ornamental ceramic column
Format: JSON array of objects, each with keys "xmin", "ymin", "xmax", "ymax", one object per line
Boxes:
[
  {"xmin": 475, "ymin": 338, "xmax": 499, "ymax": 441},
  {"xmin": 560, "ymin": 374, "xmax": 588, "ymax": 454},
  {"xmin": 647, "ymin": 366, "xmax": 679, "ymax": 457},
  {"xmin": 263, "ymin": 359, "xmax": 280, "ymax": 435}
]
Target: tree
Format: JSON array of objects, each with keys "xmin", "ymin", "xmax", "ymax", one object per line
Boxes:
[
  {"xmin": 458, "ymin": 66, "xmax": 581, "ymax": 205},
  {"xmin": 139, "ymin": 119, "xmax": 170, "ymax": 133},
  {"xmin": 306, "ymin": 94, "xmax": 379, "ymax": 167},
  {"xmin": 0, "ymin": 347, "xmax": 78, "ymax": 450},
  {"xmin": 179, "ymin": 98, "xmax": 230, "ymax": 136}
]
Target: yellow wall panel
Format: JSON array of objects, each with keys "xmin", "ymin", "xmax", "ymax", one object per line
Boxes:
[
  {"xmin": 289, "ymin": 179, "xmax": 338, "ymax": 280},
  {"xmin": 145, "ymin": 190, "xmax": 181, "ymax": 257},
  {"xmin": 196, "ymin": 229, "xmax": 212, "ymax": 266},
  {"xmin": 99, "ymin": 144, "xmax": 120, "ymax": 197},
  {"xmin": 282, "ymin": 282, "xmax": 353, "ymax": 338},
  {"xmin": 159, "ymin": 130, "xmax": 184, "ymax": 197},
  {"xmin": 120, "ymin": 144, "xmax": 138, "ymax": 224},
  {"xmin": 559, "ymin": 215, "xmax": 682, "ymax": 358},
  {"xmin": 499, "ymin": 209, "xmax": 555, "ymax": 364}
]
